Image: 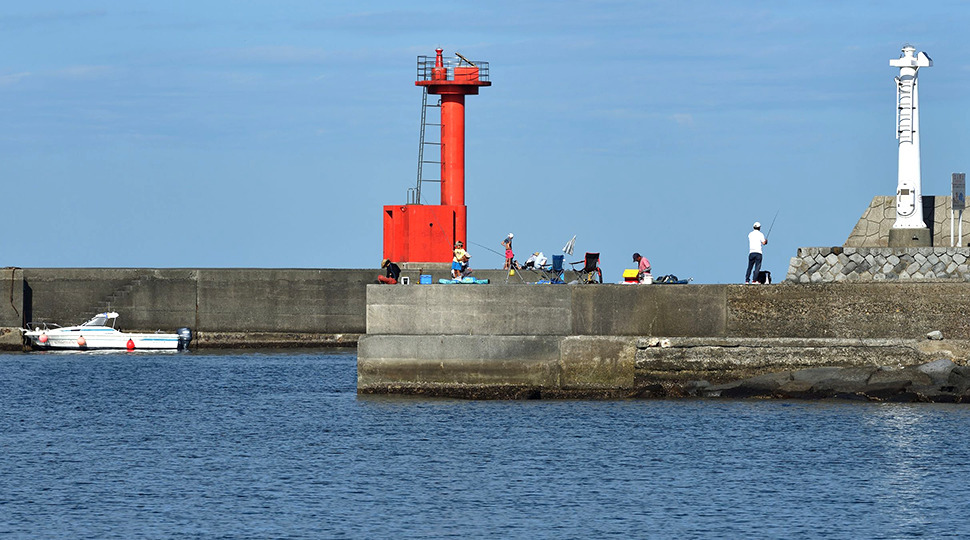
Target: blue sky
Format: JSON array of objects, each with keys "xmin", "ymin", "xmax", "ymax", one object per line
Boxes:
[{"xmin": 3, "ymin": 1, "xmax": 970, "ymax": 283}]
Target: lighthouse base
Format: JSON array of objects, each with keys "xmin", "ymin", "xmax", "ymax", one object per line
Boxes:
[
  {"xmin": 382, "ymin": 204, "xmax": 467, "ymax": 264},
  {"xmin": 889, "ymin": 227, "xmax": 931, "ymax": 247}
]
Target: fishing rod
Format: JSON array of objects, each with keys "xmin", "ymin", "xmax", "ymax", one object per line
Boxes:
[
  {"xmin": 765, "ymin": 209, "xmax": 780, "ymax": 239},
  {"xmin": 468, "ymin": 240, "xmax": 505, "ymax": 258}
]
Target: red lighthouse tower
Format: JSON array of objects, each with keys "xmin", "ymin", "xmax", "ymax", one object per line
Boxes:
[{"xmin": 382, "ymin": 48, "xmax": 491, "ymax": 265}]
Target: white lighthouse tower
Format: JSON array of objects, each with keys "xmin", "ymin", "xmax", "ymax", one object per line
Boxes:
[{"xmin": 889, "ymin": 44, "xmax": 933, "ymax": 247}]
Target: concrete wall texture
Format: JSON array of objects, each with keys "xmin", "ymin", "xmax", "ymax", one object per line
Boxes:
[
  {"xmin": 845, "ymin": 195, "xmax": 970, "ymax": 248},
  {"xmin": 11, "ymin": 268, "xmax": 384, "ymax": 348},
  {"xmin": 358, "ymin": 282, "xmax": 970, "ymax": 397},
  {"xmin": 3, "ymin": 267, "xmax": 521, "ymax": 349}
]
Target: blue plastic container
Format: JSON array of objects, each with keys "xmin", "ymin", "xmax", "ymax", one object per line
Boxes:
[{"xmin": 419, "ymin": 274, "xmax": 432, "ymax": 285}]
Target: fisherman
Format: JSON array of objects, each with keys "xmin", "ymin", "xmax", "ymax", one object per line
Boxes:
[
  {"xmin": 745, "ymin": 222, "xmax": 767, "ymax": 284},
  {"xmin": 378, "ymin": 258, "xmax": 401, "ymax": 284},
  {"xmin": 453, "ymin": 241, "xmax": 470, "ymax": 278},
  {"xmin": 632, "ymin": 252, "xmax": 652, "ymax": 283},
  {"xmin": 502, "ymin": 233, "xmax": 514, "ymax": 270}
]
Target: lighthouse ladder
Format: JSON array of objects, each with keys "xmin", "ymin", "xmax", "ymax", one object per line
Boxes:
[
  {"xmin": 896, "ymin": 77, "xmax": 915, "ymax": 144},
  {"xmin": 409, "ymin": 88, "xmax": 442, "ymax": 204}
]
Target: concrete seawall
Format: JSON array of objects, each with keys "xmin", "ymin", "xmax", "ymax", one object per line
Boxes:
[
  {"xmin": 8, "ymin": 267, "xmax": 970, "ymax": 401},
  {"xmin": 0, "ymin": 267, "xmax": 516, "ymax": 349},
  {"xmin": 4, "ymin": 268, "xmax": 379, "ymax": 348},
  {"xmin": 359, "ymin": 283, "xmax": 970, "ymax": 399}
]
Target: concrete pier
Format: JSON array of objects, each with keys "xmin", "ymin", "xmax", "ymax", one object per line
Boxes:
[
  {"xmin": 358, "ymin": 282, "xmax": 970, "ymax": 399},
  {"xmin": 7, "ymin": 264, "xmax": 970, "ymax": 401}
]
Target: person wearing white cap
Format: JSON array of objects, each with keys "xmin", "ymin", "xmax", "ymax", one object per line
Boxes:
[
  {"xmin": 502, "ymin": 233, "xmax": 514, "ymax": 270},
  {"xmin": 745, "ymin": 222, "xmax": 767, "ymax": 284}
]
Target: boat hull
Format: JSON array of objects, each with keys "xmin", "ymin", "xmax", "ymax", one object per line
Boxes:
[{"xmin": 25, "ymin": 329, "xmax": 183, "ymax": 350}]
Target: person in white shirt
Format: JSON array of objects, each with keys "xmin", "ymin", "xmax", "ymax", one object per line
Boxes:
[{"xmin": 745, "ymin": 222, "xmax": 767, "ymax": 284}]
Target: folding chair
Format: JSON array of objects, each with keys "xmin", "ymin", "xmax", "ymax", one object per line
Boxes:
[
  {"xmin": 570, "ymin": 252, "xmax": 603, "ymax": 284},
  {"xmin": 540, "ymin": 255, "xmax": 565, "ymax": 284}
]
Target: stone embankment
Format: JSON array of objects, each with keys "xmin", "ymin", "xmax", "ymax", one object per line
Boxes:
[
  {"xmin": 635, "ymin": 337, "xmax": 970, "ymax": 402},
  {"xmin": 786, "ymin": 247, "xmax": 970, "ymax": 283}
]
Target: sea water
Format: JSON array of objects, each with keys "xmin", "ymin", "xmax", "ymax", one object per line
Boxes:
[{"xmin": 2, "ymin": 350, "xmax": 970, "ymax": 539}]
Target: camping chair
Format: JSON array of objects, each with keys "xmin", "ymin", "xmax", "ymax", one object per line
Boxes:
[
  {"xmin": 539, "ymin": 255, "xmax": 565, "ymax": 284},
  {"xmin": 570, "ymin": 252, "xmax": 603, "ymax": 284}
]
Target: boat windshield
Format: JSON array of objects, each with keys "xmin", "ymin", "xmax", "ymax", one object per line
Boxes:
[
  {"xmin": 81, "ymin": 313, "xmax": 119, "ymax": 327},
  {"xmin": 82, "ymin": 315, "xmax": 109, "ymax": 327}
]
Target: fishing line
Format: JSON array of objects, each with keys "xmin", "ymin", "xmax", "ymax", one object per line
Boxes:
[{"xmin": 468, "ymin": 240, "xmax": 505, "ymax": 258}]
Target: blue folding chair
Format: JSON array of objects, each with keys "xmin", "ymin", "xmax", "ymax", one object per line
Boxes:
[{"xmin": 540, "ymin": 255, "xmax": 565, "ymax": 284}]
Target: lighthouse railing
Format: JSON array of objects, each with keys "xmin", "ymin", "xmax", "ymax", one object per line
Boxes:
[{"xmin": 416, "ymin": 56, "xmax": 490, "ymax": 83}]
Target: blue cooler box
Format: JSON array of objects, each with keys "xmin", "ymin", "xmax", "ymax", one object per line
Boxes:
[{"xmin": 419, "ymin": 274, "xmax": 432, "ymax": 285}]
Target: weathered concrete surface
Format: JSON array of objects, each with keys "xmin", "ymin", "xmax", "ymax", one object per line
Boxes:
[
  {"xmin": 361, "ymin": 282, "xmax": 970, "ymax": 400},
  {"xmin": 727, "ymin": 283, "xmax": 970, "ymax": 339},
  {"xmin": 369, "ymin": 282, "xmax": 970, "ymax": 340},
  {"xmin": 14, "ymin": 268, "xmax": 384, "ymax": 349},
  {"xmin": 195, "ymin": 331, "xmax": 360, "ymax": 348},
  {"xmin": 0, "ymin": 268, "xmax": 25, "ymax": 348},
  {"xmin": 846, "ymin": 195, "xmax": 968, "ymax": 248},
  {"xmin": 358, "ymin": 334, "xmax": 638, "ymax": 399},
  {"xmin": 571, "ymin": 285, "xmax": 726, "ymax": 336},
  {"xmin": 358, "ymin": 334, "xmax": 563, "ymax": 398},
  {"xmin": 688, "ymin": 359, "xmax": 970, "ymax": 403},
  {"xmin": 635, "ymin": 337, "xmax": 970, "ymax": 384},
  {"xmin": 22, "ymin": 268, "xmax": 196, "ymax": 330},
  {"xmin": 366, "ymin": 284, "xmax": 572, "ymax": 336},
  {"xmin": 196, "ymin": 269, "xmax": 369, "ymax": 333},
  {"xmin": 560, "ymin": 336, "xmax": 636, "ymax": 392}
]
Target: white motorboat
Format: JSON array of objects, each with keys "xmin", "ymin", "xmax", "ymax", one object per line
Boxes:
[{"xmin": 22, "ymin": 312, "xmax": 192, "ymax": 351}]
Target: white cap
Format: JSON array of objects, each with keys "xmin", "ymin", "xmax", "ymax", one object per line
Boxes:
[
  {"xmin": 508, "ymin": 232, "xmax": 514, "ymax": 238},
  {"xmin": 753, "ymin": 222, "xmax": 761, "ymax": 229}
]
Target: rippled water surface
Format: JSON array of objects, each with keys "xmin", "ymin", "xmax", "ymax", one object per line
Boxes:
[{"xmin": 3, "ymin": 350, "xmax": 970, "ymax": 538}]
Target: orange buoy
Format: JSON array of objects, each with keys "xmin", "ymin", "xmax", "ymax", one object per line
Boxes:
[
  {"xmin": 77, "ymin": 335, "xmax": 86, "ymax": 347},
  {"xmin": 127, "ymin": 338, "xmax": 135, "ymax": 351},
  {"xmin": 39, "ymin": 333, "xmax": 48, "ymax": 343}
]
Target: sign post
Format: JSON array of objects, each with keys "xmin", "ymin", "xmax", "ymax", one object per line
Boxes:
[{"xmin": 952, "ymin": 172, "xmax": 965, "ymax": 247}]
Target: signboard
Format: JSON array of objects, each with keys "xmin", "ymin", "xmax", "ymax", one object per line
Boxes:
[{"xmin": 953, "ymin": 173, "xmax": 966, "ymax": 210}]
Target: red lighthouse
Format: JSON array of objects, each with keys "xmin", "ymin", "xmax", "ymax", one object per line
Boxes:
[{"xmin": 382, "ymin": 48, "xmax": 491, "ymax": 265}]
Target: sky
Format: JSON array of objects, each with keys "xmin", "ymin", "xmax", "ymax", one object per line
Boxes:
[{"xmin": 3, "ymin": 1, "xmax": 970, "ymax": 283}]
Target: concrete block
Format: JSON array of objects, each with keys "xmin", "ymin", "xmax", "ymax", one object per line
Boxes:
[
  {"xmin": 560, "ymin": 336, "xmax": 636, "ymax": 390},
  {"xmin": 198, "ymin": 269, "xmax": 371, "ymax": 333},
  {"xmin": 357, "ymin": 334, "xmax": 562, "ymax": 389},
  {"xmin": 366, "ymin": 285, "xmax": 572, "ymax": 336},
  {"xmin": 0, "ymin": 268, "xmax": 24, "ymax": 328},
  {"xmin": 571, "ymin": 284, "xmax": 726, "ymax": 337}
]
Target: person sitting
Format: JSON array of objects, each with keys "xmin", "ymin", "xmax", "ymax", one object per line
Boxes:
[
  {"xmin": 633, "ymin": 252, "xmax": 652, "ymax": 283},
  {"xmin": 378, "ymin": 258, "xmax": 401, "ymax": 284},
  {"xmin": 523, "ymin": 251, "xmax": 547, "ymax": 269}
]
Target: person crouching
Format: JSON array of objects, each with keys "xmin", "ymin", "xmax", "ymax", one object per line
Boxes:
[{"xmin": 378, "ymin": 259, "xmax": 400, "ymax": 284}]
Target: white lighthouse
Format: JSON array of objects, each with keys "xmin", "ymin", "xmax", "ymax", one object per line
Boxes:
[{"xmin": 889, "ymin": 44, "xmax": 932, "ymax": 246}]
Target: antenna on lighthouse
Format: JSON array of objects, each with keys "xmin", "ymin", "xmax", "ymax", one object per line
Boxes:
[{"xmin": 888, "ymin": 44, "xmax": 933, "ymax": 247}]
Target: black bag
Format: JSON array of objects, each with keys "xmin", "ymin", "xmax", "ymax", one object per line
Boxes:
[{"xmin": 756, "ymin": 270, "xmax": 771, "ymax": 284}]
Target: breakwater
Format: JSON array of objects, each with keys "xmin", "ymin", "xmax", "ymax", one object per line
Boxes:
[
  {"xmin": 359, "ymin": 282, "xmax": 970, "ymax": 401},
  {"xmin": 7, "ymin": 267, "xmax": 970, "ymax": 401},
  {"xmin": 0, "ymin": 267, "xmax": 515, "ymax": 349}
]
